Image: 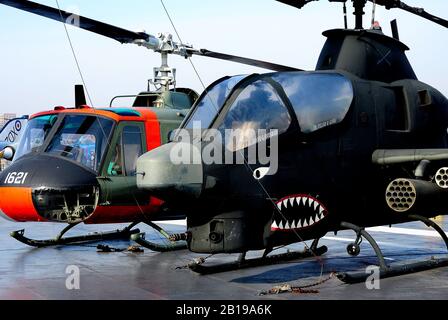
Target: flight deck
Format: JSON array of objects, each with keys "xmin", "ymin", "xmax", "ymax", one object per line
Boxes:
[{"xmin": 0, "ymin": 218, "xmax": 446, "ymax": 300}]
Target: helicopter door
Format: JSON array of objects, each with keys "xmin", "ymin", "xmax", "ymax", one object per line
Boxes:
[{"xmin": 98, "ymin": 122, "xmax": 148, "ymax": 206}]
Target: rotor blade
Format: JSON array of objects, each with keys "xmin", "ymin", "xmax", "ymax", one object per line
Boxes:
[
  {"xmin": 371, "ymin": 0, "xmax": 448, "ymax": 29},
  {"xmin": 193, "ymin": 49, "xmax": 302, "ymax": 72},
  {"xmin": 0, "ymin": 0, "xmax": 150, "ymax": 43},
  {"xmin": 0, "ymin": 0, "xmax": 301, "ymax": 71},
  {"xmin": 277, "ymin": 0, "xmax": 448, "ymax": 30}
]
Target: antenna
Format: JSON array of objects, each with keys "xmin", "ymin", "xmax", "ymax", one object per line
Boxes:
[
  {"xmin": 391, "ymin": 19, "xmax": 400, "ymax": 40},
  {"xmin": 343, "ymin": 2, "xmax": 348, "ymax": 29},
  {"xmin": 75, "ymin": 84, "xmax": 87, "ymax": 108}
]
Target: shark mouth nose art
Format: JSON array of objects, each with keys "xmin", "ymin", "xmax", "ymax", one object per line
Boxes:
[{"xmin": 272, "ymin": 195, "xmax": 328, "ymax": 231}]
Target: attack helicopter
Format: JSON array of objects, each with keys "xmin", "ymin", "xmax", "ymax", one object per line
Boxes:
[
  {"xmin": 0, "ymin": 0, "xmax": 296, "ymax": 249},
  {"xmin": 137, "ymin": 0, "xmax": 448, "ymax": 282}
]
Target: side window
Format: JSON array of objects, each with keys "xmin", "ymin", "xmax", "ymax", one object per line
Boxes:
[
  {"xmin": 122, "ymin": 126, "xmax": 144, "ymax": 176},
  {"xmin": 106, "ymin": 125, "xmax": 144, "ymax": 177},
  {"xmin": 218, "ymin": 80, "xmax": 291, "ymax": 151}
]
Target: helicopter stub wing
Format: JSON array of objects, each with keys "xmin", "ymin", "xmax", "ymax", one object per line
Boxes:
[{"xmin": 0, "ymin": 0, "xmax": 150, "ymax": 43}]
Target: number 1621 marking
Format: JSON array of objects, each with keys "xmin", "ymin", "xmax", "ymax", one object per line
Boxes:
[{"xmin": 4, "ymin": 172, "xmax": 29, "ymax": 185}]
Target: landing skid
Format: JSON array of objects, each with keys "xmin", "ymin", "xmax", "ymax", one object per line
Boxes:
[
  {"xmin": 189, "ymin": 240, "xmax": 328, "ymax": 275},
  {"xmin": 130, "ymin": 221, "xmax": 187, "ymax": 252},
  {"xmin": 10, "ymin": 220, "xmax": 187, "ymax": 251},
  {"xmin": 337, "ymin": 216, "xmax": 448, "ymax": 283},
  {"xmin": 10, "ymin": 222, "xmax": 140, "ymax": 248}
]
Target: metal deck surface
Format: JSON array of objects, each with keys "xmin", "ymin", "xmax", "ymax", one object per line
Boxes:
[{"xmin": 0, "ymin": 218, "xmax": 447, "ymax": 300}]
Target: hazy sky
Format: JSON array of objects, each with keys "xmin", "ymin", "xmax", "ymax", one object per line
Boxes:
[{"xmin": 0, "ymin": 0, "xmax": 447, "ymax": 115}]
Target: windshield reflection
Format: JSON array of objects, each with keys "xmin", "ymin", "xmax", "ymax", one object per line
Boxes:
[
  {"xmin": 45, "ymin": 115, "xmax": 114, "ymax": 172},
  {"xmin": 184, "ymin": 75, "xmax": 247, "ymax": 129},
  {"xmin": 15, "ymin": 115, "xmax": 57, "ymax": 160},
  {"xmin": 272, "ymin": 72, "xmax": 353, "ymax": 133}
]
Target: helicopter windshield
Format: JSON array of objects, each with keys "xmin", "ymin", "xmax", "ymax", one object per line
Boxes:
[
  {"xmin": 15, "ymin": 114, "xmax": 57, "ymax": 161},
  {"xmin": 184, "ymin": 75, "xmax": 247, "ymax": 129},
  {"xmin": 45, "ymin": 115, "xmax": 114, "ymax": 172}
]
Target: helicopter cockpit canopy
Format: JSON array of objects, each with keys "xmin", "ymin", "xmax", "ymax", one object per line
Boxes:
[
  {"xmin": 183, "ymin": 72, "xmax": 354, "ymax": 144},
  {"xmin": 271, "ymin": 72, "xmax": 354, "ymax": 133}
]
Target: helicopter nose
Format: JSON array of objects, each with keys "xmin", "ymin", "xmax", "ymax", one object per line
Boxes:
[
  {"xmin": 0, "ymin": 155, "xmax": 99, "ymax": 223},
  {"xmin": 0, "ymin": 207, "xmax": 16, "ymax": 222},
  {"xmin": 137, "ymin": 142, "xmax": 203, "ymax": 200}
]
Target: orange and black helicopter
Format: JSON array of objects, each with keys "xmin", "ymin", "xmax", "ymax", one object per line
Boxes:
[
  {"xmin": 0, "ymin": 0, "xmax": 296, "ymax": 249},
  {"xmin": 137, "ymin": 0, "xmax": 448, "ymax": 282}
]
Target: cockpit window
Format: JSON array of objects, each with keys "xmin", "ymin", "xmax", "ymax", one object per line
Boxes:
[
  {"xmin": 271, "ymin": 72, "xmax": 354, "ymax": 133},
  {"xmin": 218, "ymin": 80, "xmax": 291, "ymax": 151},
  {"xmin": 15, "ymin": 115, "xmax": 57, "ymax": 160},
  {"xmin": 184, "ymin": 75, "xmax": 246, "ymax": 129},
  {"xmin": 45, "ymin": 115, "xmax": 114, "ymax": 172}
]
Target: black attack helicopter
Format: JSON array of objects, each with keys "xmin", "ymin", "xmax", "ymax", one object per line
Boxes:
[
  {"xmin": 136, "ymin": 0, "xmax": 448, "ymax": 282},
  {"xmin": 0, "ymin": 0, "xmax": 296, "ymax": 249}
]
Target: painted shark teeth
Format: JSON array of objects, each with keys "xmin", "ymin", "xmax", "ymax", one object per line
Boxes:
[
  {"xmin": 301, "ymin": 197, "xmax": 307, "ymax": 207},
  {"xmin": 272, "ymin": 195, "xmax": 328, "ymax": 231},
  {"xmin": 289, "ymin": 198, "xmax": 295, "ymax": 207},
  {"xmin": 309, "ymin": 199, "xmax": 315, "ymax": 208}
]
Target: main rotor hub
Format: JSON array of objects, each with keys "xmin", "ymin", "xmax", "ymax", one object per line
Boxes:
[{"xmin": 150, "ymin": 63, "xmax": 176, "ymax": 92}]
